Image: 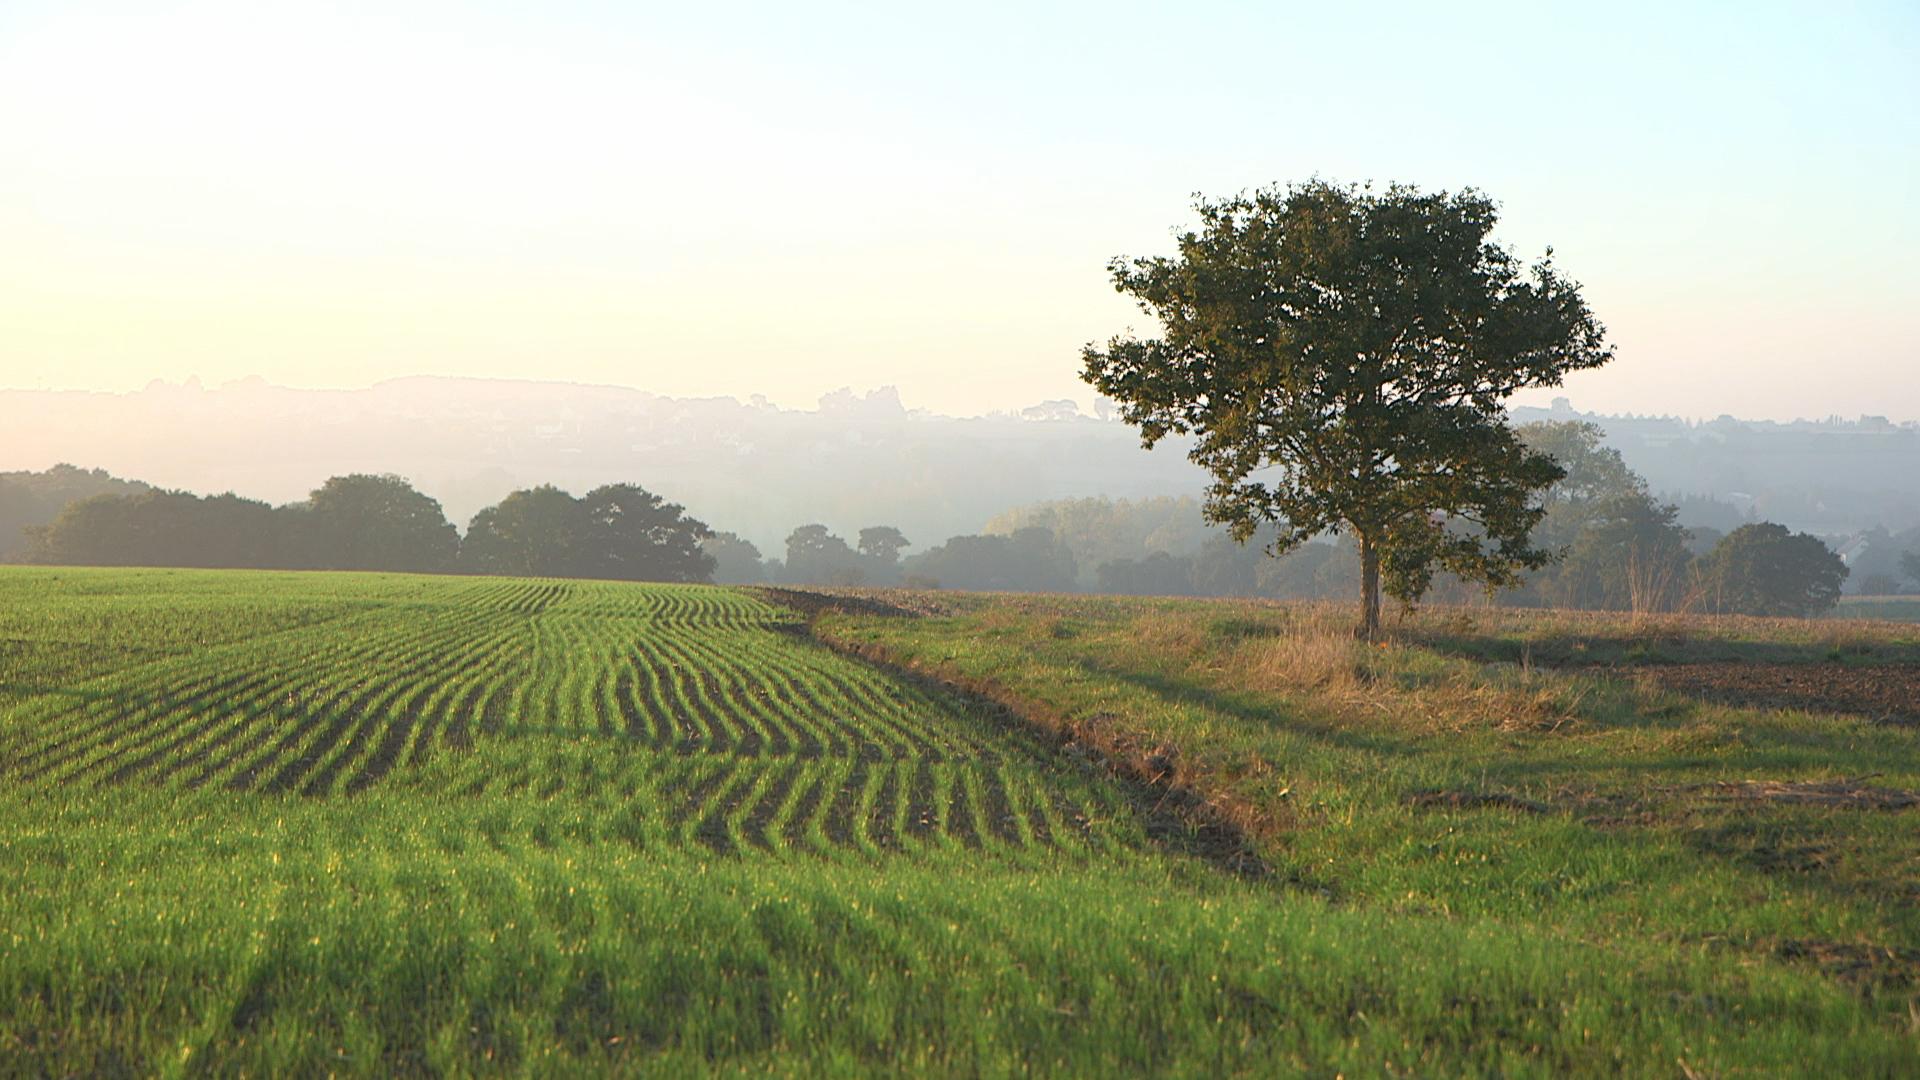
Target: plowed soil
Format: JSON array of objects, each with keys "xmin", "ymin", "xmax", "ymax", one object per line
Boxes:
[{"xmin": 1643, "ymin": 662, "xmax": 1920, "ymax": 725}]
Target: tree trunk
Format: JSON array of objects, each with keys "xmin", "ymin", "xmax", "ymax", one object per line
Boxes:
[{"xmin": 1356, "ymin": 531, "xmax": 1381, "ymax": 641}]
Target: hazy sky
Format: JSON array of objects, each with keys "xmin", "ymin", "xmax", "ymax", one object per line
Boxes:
[{"xmin": 3, "ymin": 1, "xmax": 1915, "ymax": 420}]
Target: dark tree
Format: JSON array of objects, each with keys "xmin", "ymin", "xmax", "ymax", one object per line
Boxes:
[
  {"xmin": 784, "ymin": 524, "xmax": 865, "ymax": 586},
  {"xmin": 0, "ymin": 465, "xmax": 152, "ymax": 562},
  {"xmin": 25, "ymin": 489, "xmax": 280, "ymax": 568},
  {"xmin": 1549, "ymin": 496, "xmax": 1693, "ymax": 613},
  {"xmin": 305, "ymin": 474, "xmax": 458, "ymax": 573},
  {"xmin": 462, "ymin": 485, "xmax": 586, "ymax": 577},
  {"xmin": 902, "ymin": 527, "xmax": 1077, "ymax": 593},
  {"xmin": 1190, "ymin": 532, "xmax": 1266, "ymax": 597},
  {"xmin": 578, "ymin": 483, "xmax": 714, "ymax": 582},
  {"xmin": 1699, "ymin": 523, "xmax": 1847, "ymax": 617},
  {"xmin": 1902, "ymin": 549, "xmax": 1920, "ymax": 589},
  {"xmin": 1516, "ymin": 422, "xmax": 1691, "ymax": 612},
  {"xmin": 1082, "ymin": 180, "xmax": 1612, "ymax": 637},
  {"xmin": 1096, "ymin": 551, "xmax": 1194, "ymax": 596},
  {"xmin": 857, "ymin": 526, "xmax": 911, "ymax": 564}
]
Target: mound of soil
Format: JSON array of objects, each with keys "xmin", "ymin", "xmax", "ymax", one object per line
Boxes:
[{"xmin": 1643, "ymin": 662, "xmax": 1920, "ymax": 726}]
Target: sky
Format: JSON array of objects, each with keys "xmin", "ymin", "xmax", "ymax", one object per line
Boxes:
[{"xmin": 2, "ymin": 0, "xmax": 1916, "ymax": 420}]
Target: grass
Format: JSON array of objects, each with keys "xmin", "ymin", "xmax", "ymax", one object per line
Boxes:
[
  {"xmin": 2, "ymin": 568, "xmax": 1917, "ymax": 1075},
  {"xmin": 1832, "ymin": 597, "xmax": 1920, "ymax": 624}
]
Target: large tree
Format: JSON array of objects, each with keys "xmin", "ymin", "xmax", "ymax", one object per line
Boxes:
[
  {"xmin": 1700, "ymin": 523, "xmax": 1847, "ymax": 618},
  {"xmin": 1515, "ymin": 422, "xmax": 1692, "ymax": 612},
  {"xmin": 1083, "ymin": 180, "xmax": 1613, "ymax": 636},
  {"xmin": 578, "ymin": 483, "xmax": 714, "ymax": 583},
  {"xmin": 784, "ymin": 524, "xmax": 866, "ymax": 586},
  {"xmin": 304, "ymin": 474, "xmax": 458, "ymax": 573},
  {"xmin": 461, "ymin": 485, "xmax": 586, "ymax": 577}
]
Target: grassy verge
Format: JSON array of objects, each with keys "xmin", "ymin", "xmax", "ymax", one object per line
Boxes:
[{"xmin": 812, "ymin": 592, "xmax": 1920, "ymax": 1054}]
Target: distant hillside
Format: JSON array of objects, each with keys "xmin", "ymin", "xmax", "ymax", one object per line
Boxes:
[
  {"xmin": 2, "ymin": 379, "xmax": 1915, "ymax": 555},
  {"xmin": 1511, "ymin": 399, "xmax": 1920, "ymax": 536},
  {"xmin": 0, "ymin": 379, "xmax": 1205, "ymax": 554}
]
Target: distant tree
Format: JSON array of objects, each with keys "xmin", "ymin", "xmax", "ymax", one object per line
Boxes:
[
  {"xmin": 1859, "ymin": 572, "xmax": 1900, "ymax": 597},
  {"xmin": 25, "ymin": 489, "xmax": 280, "ymax": 568},
  {"xmin": 305, "ymin": 474, "xmax": 458, "ymax": 573},
  {"xmin": 1904, "ymin": 549, "xmax": 1920, "ymax": 588},
  {"xmin": 703, "ymin": 532, "xmax": 767, "ymax": 584},
  {"xmin": 1546, "ymin": 496, "xmax": 1693, "ymax": 612},
  {"xmin": 462, "ymin": 486, "xmax": 586, "ymax": 577},
  {"xmin": 1699, "ymin": 523, "xmax": 1847, "ymax": 617},
  {"xmin": 857, "ymin": 526, "xmax": 910, "ymax": 564},
  {"xmin": 986, "ymin": 496, "xmax": 1208, "ymax": 589},
  {"xmin": 1083, "ymin": 180, "xmax": 1612, "ymax": 637},
  {"xmin": 1190, "ymin": 531, "xmax": 1269, "ymax": 596},
  {"xmin": 0, "ymin": 465, "xmax": 152, "ymax": 561},
  {"xmin": 1251, "ymin": 539, "xmax": 1360, "ymax": 601},
  {"xmin": 902, "ymin": 527, "xmax": 1077, "ymax": 593},
  {"xmin": 1669, "ymin": 493, "xmax": 1750, "ymax": 536},
  {"xmin": 577, "ymin": 483, "xmax": 714, "ymax": 582},
  {"xmin": 1519, "ymin": 422, "xmax": 1644, "ymax": 517},
  {"xmin": 1096, "ymin": 551, "xmax": 1194, "ymax": 596},
  {"xmin": 1501, "ymin": 423, "xmax": 1695, "ymax": 612},
  {"xmin": 1683, "ymin": 526, "xmax": 1725, "ymax": 559},
  {"xmin": 784, "ymin": 524, "xmax": 866, "ymax": 586}
]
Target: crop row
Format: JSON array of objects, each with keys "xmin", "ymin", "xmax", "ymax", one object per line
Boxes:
[{"xmin": 1, "ymin": 573, "xmax": 1114, "ymax": 856}]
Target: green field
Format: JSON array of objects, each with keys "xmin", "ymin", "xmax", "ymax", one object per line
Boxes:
[
  {"xmin": 1833, "ymin": 596, "xmax": 1920, "ymax": 623},
  {"xmin": 3, "ymin": 569, "xmax": 1917, "ymax": 1076}
]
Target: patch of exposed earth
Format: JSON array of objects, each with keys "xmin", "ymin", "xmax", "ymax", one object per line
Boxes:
[{"xmin": 1637, "ymin": 662, "xmax": 1920, "ymax": 726}]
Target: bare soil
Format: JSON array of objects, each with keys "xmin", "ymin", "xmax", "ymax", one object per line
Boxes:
[{"xmin": 1640, "ymin": 662, "xmax": 1920, "ymax": 726}]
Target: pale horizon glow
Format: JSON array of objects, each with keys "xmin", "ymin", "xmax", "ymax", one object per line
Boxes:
[{"xmin": 3, "ymin": 0, "xmax": 1916, "ymax": 422}]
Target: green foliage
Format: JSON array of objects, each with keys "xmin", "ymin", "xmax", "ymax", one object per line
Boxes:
[
  {"xmin": 0, "ymin": 464, "xmax": 151, "ymax": 560},
  {"xmin": 1095, "ymin": 550, "xmax": 1193, "ymax": 596},
  {"xmin": 1082, "ymin": 180, "xmax": 1613, "ymax": 635},
  {"xmin": 463, "ymin": 483, "xmax": 714, "ymax": 582},
  {"xmin": 1513, "ymin": 421, "xmax": 1692, "ymax": 613},
  {"xmin": 784, "ymin": 523, "xmax": 869, "ymax": 585},
  {"xmin": 304, "ymin": 473, "xmax": 459, "ymax": 572},
  {"xmin": 902, "ymin": 527, "xmax": 1077, "ymax": 592},
  {"xmin": 24, "ymin": 488, "xmax": 289, "ymax": 568},
  {"xmin": 1701, "ymin": 523, "xmax": 1849, "ymax": 617}
]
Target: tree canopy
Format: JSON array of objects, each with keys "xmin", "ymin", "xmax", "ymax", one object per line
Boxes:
[
  {"xmin": 0, "ymin": 465, "xmax": 152, "ymax": 561},
  {"xmin": 303, "ymin": 474, "xmax": 459, "ymax": 573},
  {"xmin": 1082, "ymin": 180, "xmax": 1613, "ymax": 636},
  {"xmin": 463, "ymin": 484, "xmax": 713, "ymax": 582},
  {"xmin": 902, "ymin": 527, "xmax": 1077, "ymax": 593},
  {"xmin": 1699, "ymin": 523, "xmax": 1847, "ymax": 617},
  {"xmin": 25, "ymin": 489, "xmax": 284, "ymax": 569},
  {"xmin": 1515, "ymin": 422, "xmax": 1692, "ymax": 612}
]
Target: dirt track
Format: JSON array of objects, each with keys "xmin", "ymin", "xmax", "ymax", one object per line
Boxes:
[{"xmin": 1642, "ymin": 662, "xmax": 1920, "ymax": 726}]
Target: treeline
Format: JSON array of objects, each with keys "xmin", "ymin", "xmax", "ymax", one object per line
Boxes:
[
  {"xmin": 18, "ymin": 475, "xmax": 714, "ymax": 582},
  {"xmin": 0, "ymin": 465, "xmax": 151, "ymax": 561},
  {"xmin": 736, "ymin": 424, "xmax": 1885, "ymax": 618},
  {"xmin": 11, "ymin": 427, "xmax": 1913, "ymax": 617},
  {"xmin": 704, "ymin": 524, "xmax": 1080, "ymax": 593}
]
